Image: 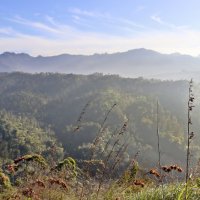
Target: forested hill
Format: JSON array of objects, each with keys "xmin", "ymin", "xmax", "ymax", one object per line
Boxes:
[{"xmin": 0, "ymin": 72, "xmax": 200, "ymax": 169}]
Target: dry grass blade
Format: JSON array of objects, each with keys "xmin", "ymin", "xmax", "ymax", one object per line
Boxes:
[
  {"xmin": 73, "ymin": 100, "xmax": 91, "ymax": 132},
  {"xmin": 90, "ymin": 103, "xmax": 117, "ymax": 160}
]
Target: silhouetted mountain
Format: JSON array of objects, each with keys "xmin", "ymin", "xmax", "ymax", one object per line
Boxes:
[{"xmin": 1, "ymin": 49, "xmax": 200, "ymax": 80}]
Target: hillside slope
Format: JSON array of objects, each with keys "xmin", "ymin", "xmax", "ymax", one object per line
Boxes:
[{"xmin": 0, "ymin": 72, "xmax": 199, "ymax": 168}]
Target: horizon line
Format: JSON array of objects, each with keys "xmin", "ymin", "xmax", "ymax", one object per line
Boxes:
[{"xmin": 0, "ymin": 48, "xmax": 199, "ymax": 58}]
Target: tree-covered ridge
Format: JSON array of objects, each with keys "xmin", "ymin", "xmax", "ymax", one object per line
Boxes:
[
  {"xmin": 61, "ymin": 89, "xmax": 185, "ymax": 161},
  {"xmin": 0, "ymin": 72, "xmax": 199, "ymax": 168},
  {"xmin": 0, "ymin": 110, "xmax": 64, "ymax": 164}
]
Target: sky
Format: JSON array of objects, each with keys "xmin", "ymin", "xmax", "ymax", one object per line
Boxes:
[{"xmin": 1, "ymin": 0, "xmax": 200, "ymax": 56}]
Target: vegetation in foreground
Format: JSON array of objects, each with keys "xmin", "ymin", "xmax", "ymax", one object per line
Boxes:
[{"xmin": 0, "ymin": 153, "xmax": 200, "ymax": 200}]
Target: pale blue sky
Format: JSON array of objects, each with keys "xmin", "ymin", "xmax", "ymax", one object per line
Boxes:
[{"xmin": 1, "ymin": 0, "xmax": 200, "ymax": 56}]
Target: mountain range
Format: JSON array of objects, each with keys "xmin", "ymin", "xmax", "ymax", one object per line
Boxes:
[{"xmin": 1, "ymin": 48, "xmax": 200, "ymax": 80}]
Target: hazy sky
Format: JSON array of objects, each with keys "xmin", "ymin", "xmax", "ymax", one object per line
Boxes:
[{"xmin": 1, "ymin": 0, "xmax": 200, "ymax": 56}]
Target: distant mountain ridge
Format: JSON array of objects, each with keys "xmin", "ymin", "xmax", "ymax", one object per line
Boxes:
[{"xmin": 1, "ymin": 48, "xmax": 200, "ymax": 80}]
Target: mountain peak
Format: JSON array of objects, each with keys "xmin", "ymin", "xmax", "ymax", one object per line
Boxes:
[{"xmin": 126, "ymin": 48, "xmax": 160, "ymax": 55}]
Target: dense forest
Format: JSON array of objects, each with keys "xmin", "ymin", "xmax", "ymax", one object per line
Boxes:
[
  {"xmin": 0, "ymin": 72, "xmax": 199, "ymax": 166},
  {"xmin": 1, "ymin": 72, "xmax": 200, "ymax": 199}
]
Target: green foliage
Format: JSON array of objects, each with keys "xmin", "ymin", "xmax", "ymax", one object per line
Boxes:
[
  {"xmin": 14, "ymin": 154, "xmax": 47, "ymax": 168},
  {"xmin": 0, "ymin": 170, "xmax": 11, "ymax": 190},
  {"xmin": 120, "ymin": 161, "xmax": 139, "ymax": 184},
  {"xmin": 130, "ymin": 161, "xmax": 139, "ymax": 180},
  {"xmin": 0, "ymin": 110, "xmax": 64, "ymax": 163},
  {"xmin": 196, "ymin": 178, "xmax": 200, "ymax": 188},
  {"xmin": 78, "ymin": 159, "xmax": 105, "ymax": 176},
  {"xmin": 54, "ymin": 157, "xmax": 77, "ymax": 177}
]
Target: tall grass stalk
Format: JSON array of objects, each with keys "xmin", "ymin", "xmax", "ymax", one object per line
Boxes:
[
  {"xmin": 185, "ymin": 79, "xmax": 195, "ymax": 200},
  {"xmin": 96, "ymin": 120, "xmax": 128, "ymax": 199},
  {"xmin": 90, "ymin": 103, "xmax": 117, "ymax": 160},
  {"xmin": 156, "ymin": 100, "xmax": 164, "ymax": 199}
]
